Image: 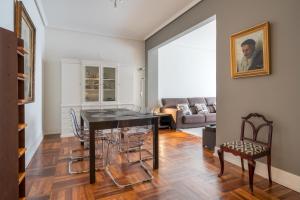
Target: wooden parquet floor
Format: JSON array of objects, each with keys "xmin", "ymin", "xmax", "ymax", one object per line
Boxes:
[{"xmin": 26, "ymin": 130, "xmax": 300, "ymax": 200}]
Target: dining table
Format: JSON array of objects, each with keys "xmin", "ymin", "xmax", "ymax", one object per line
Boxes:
[{"xmin": 80, "ymin": 108, "xmax": 159, "ymax": 184}]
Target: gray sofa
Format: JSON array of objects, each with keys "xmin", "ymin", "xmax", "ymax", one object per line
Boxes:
[{"xmin": 160, "ymin": 97, "xmax": 216, "ymax": 129}]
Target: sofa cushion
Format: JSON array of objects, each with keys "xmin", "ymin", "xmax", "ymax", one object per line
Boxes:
[
  {"xmin": 177, "ymin": 104, "xmax": 192, "ymax": 115},
  {"xmin": 207, "ymin": 105, "xmax": 216, "ymax": 113},
  {"xmin": 189, "ymin": 106, "xmax": 198, "ymax": 114},
  {"xmin": 182, "ymin": 114, "xmax": 205, "ymax": 124},
  {"xmin": 195, "ymin": 103, "xmax": 209, "ymax": 114},
  {"xmin": 205, "ymin": 97, "xmax": 216, "ymax": 106},
  {"xmin": 205, "ymin": 113, "xmax": 216, "ymax": 122},
  {"xmin": 187, "ymin": 97, "xmax": 206, "ymax": 106},
  {"xmin": 162, "ymin": 98, "xmax": 188, "ymax": 108}
]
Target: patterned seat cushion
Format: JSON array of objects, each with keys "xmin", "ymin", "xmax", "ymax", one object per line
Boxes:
[{"xmin": 221, "ymin": 140, "xmax": 268, "ymax": 156}]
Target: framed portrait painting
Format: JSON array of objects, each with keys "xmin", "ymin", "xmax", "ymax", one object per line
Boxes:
[
  {"xmin": 230, "ymin": 22, "xmax": 270, "ymax": 78},
  {"xmin": 15, "ymin": 1, "xmax": 36, "ymax": 103}
]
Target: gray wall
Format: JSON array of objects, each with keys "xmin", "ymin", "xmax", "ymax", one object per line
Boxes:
[
  {"xmin": 147, "ymin": 48, "xmax": 159, "ymax": 108},
  {"xmin": 145, "ymin": 0, "xmax": 300, "ymax": 176}
]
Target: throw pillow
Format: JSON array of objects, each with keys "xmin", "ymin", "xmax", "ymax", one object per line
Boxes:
[
  {"xmin": 207, "ymin": 105, "xmax": 216, "ymax": 113},
  {"xmin": 213, "ymin": 103, "xmax": 216, "ymax": 112},
  {"xmin": 177, "ymin": 104, "xmax": 192, "ymax": 115},
  {"xmin": 195, "ymin": 103, "xmax": 209, "ymax": 114}
]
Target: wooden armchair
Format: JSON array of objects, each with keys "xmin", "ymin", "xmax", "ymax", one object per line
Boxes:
[{"xmin": 217, "ymin": 113, "xmax": 273, "ymax": 192}]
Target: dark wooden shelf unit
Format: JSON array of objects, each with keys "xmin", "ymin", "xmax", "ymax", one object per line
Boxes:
[
  {"xmin": 17, "ymin": 38, "xmax": 26, "ymax": 199},
  {"xmin": 0, "ymin": 27, "xmax": 19, "ymax": 200}
]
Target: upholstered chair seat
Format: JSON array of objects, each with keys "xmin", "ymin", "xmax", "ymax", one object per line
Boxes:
[{"xmin": 221, "ymin": 140, "xmax": 269, "ymax": 157}]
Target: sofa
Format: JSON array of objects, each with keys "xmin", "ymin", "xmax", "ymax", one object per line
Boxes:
[{"xmin": 160, "ymin": 97, "xmax": 216, "ymax": 129}]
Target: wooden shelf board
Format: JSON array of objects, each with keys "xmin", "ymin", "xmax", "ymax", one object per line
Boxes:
[
  {"xmin": 17, "ymin": 73, "xmax": 28, "ymax": 81},
  {"xmin": 17, "ymin": 50, "xmax": 24, "ymax": 56},
  {"xmin": 18, "ymin": 148, "xmax": 26, "ymax": 158},
  {"xmin": 18, "ymin": 123, "xmax": 27, "ymax": 131},
  {"xmin": 17, "ymin": 46, "xmax": 29, "ymax": 55},
  {"xmin": 18, "ymin": 172, "xmax": 25, "ymax": 184},
  {"xmin": 18, "ymin": 99, "xmax": 26, "ymax": 105}
]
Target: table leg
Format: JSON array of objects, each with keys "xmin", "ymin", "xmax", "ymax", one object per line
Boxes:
[
  {"xmin": 89, "ymin": 125, "xmax": 96, "ymax": 184},
  {"xmin": 152, "ymin": 117, "xmax": 159, "ymax": 169},
  {"xmin": 80, "ymin": 116, "xmax": 84, "ymax": 146}
]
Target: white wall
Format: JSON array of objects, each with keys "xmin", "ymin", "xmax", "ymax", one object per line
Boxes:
[
  {"xmin": 158, "ymin": 20, "xmax": 216, "ymax": 100},
  {"xmin": 0, "ymin": 0, "xmax": 14, "ymax": 31},
  {"xmin": 0, "ymin": 0, "xmax": 45, "ymax": 166},
  {"xmin": 44, "ymin": 28, "xmax": 145, "ymax": 134}
]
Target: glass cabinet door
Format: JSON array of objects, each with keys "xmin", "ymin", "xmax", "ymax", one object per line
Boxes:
[
  {"xmin": 102, "ymin": 67, "xmax": 116, "ymax": 102},
  {"xmin": 85, "ymin": 66, "xmax": 99, "ymax": 102}
]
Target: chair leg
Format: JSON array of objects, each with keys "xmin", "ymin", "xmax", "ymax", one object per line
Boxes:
[
  {"xmin": 248, "ymin": 160, "xmax": 256, "ymax": 193},
  {"xmin": 105, "ymin": 142, "xmax": 153, "ymax": 188},
  {"xmin": 267, "ymin": 154, "xmax": 272, "ymax": 185},
  {"xmin": 241, "ymin": 158, "xmax": 245, "ymax": 171},
  {"xmin": 217, "ymin": 149, "xmax": 224, "ymax": 177}
]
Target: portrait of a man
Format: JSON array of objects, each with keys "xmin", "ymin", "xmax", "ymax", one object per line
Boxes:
[
  {"xmin": 238, "ymin": 39, "xmax": 263, "ymax": 72},
  {"xmin": 230, "ymin": 22, "xmax": 270, "ymax": 78}
]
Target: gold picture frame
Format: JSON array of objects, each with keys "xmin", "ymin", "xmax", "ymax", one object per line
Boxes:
[
  {"xmin": 230, "ymin": 22, "xmax": 270, "ymax": 78},
  {"xmin": 15, "ymin": 1, "xmax": 36, "ymax": 103}
]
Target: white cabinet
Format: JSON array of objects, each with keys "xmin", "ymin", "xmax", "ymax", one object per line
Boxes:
[
  {"xmin": 61, "ymin": 59, "xmax": 81, "ymax": 136},
  {"xmin": 82, "ymin": 65, "xmax": 100, "ymax": 102},
  {"xmin": 61, "ymin": 59, "xmax": 142, "ymax": 136},
  {"xmin": 102, "ymin": 66, "xmax": 117, "ymax": 102},
  {"xmin": 81, "ymin": 61, "xmax": 118, "ymax": 105}
]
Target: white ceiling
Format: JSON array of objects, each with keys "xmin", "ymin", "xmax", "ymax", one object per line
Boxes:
[{"xmin": 39, "ymin": 0, "xmax": 201, "ymax": 40}]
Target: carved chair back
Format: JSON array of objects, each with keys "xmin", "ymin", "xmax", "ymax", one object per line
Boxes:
[{"xmin": 240, "ymin": 113, "xmax": 273, "ymax": 149}]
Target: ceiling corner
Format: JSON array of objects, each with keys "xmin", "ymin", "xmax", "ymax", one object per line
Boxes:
[
  {"xmin": 144, "ymin": 0, "xmax": 202, "ymax": 40},
  {"xmin": 34, "ymin": 0, "xmax": 48, "ymax": 26}
]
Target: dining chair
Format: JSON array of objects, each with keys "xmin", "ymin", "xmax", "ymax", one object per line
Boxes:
[
  {"xmin": 118, "ymin": 105, "xmax": 153, "ymax": 163},
  {"xmin": 104, "ymin": 122, "xmax": 153, "ymax": 188},
  {"xmin": 218, "ymin": 113, "xmax": 273, "ymax": 192},
  {"xmin": 68, "ymin": 108, "xmax": 107, "ymax": 174}
]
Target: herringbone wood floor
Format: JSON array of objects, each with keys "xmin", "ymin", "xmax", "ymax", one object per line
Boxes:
[{"xmin": 26, "ymin": 130, "xmax": 300, "ymax": 200}]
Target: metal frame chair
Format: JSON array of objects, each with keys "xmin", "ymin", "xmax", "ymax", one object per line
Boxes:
[
  {"xmin": 120, "ymin": 126, "xmax": 153, "ymax": 164},
  {"xmin": 68, "ymin": 108, "xmax": 107, "ymax": 174},
  {"xmin": 104, "ymin": 123, "xmax": 153, "ymax": 188}
]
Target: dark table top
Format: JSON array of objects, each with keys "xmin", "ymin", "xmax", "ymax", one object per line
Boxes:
[{"xmin": 80, "ymin": 108, "xmax": 158, "ymax": 123}]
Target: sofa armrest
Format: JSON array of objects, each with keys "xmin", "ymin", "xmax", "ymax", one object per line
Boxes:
[
  {"xmin": 160, "ymin": 108, "xmax": 177, "ymax": 122},
  {"xmin": 176, "ymin": 110, "xmax": 184, "ymax": 129}
]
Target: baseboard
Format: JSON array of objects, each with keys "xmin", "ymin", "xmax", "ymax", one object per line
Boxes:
[
  {"xmin": 214, "ymin": 147, "xmax": 300, "ymax": 193},
  {"xmin": 25, "ymin": 133, "xmax": 43, "ymax": 167},
  {"xmin": 60, "ymin": 132, "xmax": 74, "ymax": 138},
  {"xmin": 44, "ymin": 130, "xmax": 60, "ymax": 135}
]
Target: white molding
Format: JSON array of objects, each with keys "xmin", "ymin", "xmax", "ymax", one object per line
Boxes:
[
  {"xmin": 214, "ymin": 147, "xmax": 300, "ymax": 193},
  {"xmin": 144, "ymin": 0, "xmax": 203, "ymax": 40},
  {"xmin": 61, "ymin": 58, "xmax": 80, "ymax": 65},
  {"xmin": 61, "ymin": 104, "xmax": 82, "ymax": 107},
  {"xmin": 25, "ymin": 133, "xmax": 43, "ymax": 167},
  {"xmin": 34, "ymin": 0, "xmax": 48, "ymax": 26},
  {"xmin": 46, "ymin": 25, "xmax": 143, "ymax": 42},
  {"xmin": 60, "ymin": 132, "xmax": 74, "ymax": 138},
  {"xmin": 44, "ymin": 131, "xmax": 60, "ymax": 135}
]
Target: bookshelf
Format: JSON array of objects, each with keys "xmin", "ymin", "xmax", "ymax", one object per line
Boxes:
[
  {"xmin": 0, "ymin": 27, "xmax": 19, "ymax": 199},
  {"xmin": 17, "ymin": 38, "xmax": 26, "ymax": 199}
]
